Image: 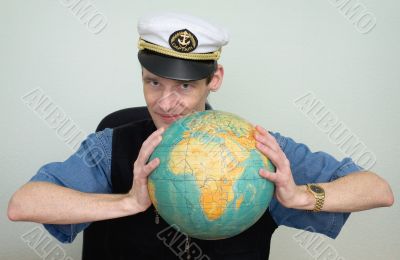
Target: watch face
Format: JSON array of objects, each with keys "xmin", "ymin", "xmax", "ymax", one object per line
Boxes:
[{"xmin": 310, "ymin": 185, "xmax": 324, "ymax": 193}]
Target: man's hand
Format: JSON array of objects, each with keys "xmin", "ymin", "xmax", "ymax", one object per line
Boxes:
[
  {"xmin": 128, "ymin": 127, "xmax": 165, "ymax": 212},
  {"xmin": 253, "ymin": 125, "xmax": 394, "ymax": 212},
  {"xmin": 7, "ymin": 127, "xmax": 167, "ymax": 224},
  {"xmin": 254, "ymin": 125, "xmax": 311, "ymax": 209}
]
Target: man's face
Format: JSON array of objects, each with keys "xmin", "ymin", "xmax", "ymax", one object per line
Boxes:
[{"xmin": 142, "ymin": 68, "xmax": 221, "ymax": 129}]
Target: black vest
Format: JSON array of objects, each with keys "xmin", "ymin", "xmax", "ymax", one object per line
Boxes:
[{"xmin": 82, "ymin": 119, "xmax": 277, "ymax": 260}]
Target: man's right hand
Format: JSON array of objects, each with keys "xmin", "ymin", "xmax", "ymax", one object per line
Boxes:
[
  {"xmin": 128, "ymin": 127, "xmax": 165, "ymax": 212},
  {"xmin": 8, "ymin": 127, "xmax": 165, "ymax": 224}
]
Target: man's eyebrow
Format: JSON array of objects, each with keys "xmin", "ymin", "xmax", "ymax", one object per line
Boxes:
[
  {"xmin": 142, "ymin": 76, "xmax": 197, "ymax": 85},
  {"xmin": 143, "ymin": 75, "xmax": 159, "ymax": 81},
  {"xmin": 176, "ymin": 80, "xmax": 197, "ymax": 84}
]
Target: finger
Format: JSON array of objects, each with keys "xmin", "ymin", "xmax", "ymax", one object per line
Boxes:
[
  {"xmin": 256, "ymin": 141, "xmax": 289, "ymax": 170},
  {"xmin": 254, "ymin": 126, "xmax": 281, "ymax": 152},
  {"xmin": 256, "ymin": 142, "xmax": 280, "ymax": 166},
  {"xmin": 264, "ymin": 131, "xmax": 281, "ymax": 149},
  {"xmin": 254, "ymin": 133, "xmax": 279, "ymax": 153},
  {"xmin": 255, "ymin": 125, "xmax": 268, "ymax": 136},
  {"xmin": 138, "ymin": 136, "xmax": 162, "ymax": 164},
  {"xmin": 254, "ymin": 128, "xmax": 287, "ymax": 168},
  {"xmin": 137, "ymin": 128, "xmax": 164, "ymax": 164},
  {"xmin": 259, "ymin": 168, "xmax": 277, "ymax": 183},
  {"xmin": 143, "ymin": 157, "xmax": 161, "ymax": 177}
]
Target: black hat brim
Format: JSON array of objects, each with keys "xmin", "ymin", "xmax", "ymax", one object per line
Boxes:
[{"xmin": 138, "ymin": 50, "xmax": 217, "ymax": 81}]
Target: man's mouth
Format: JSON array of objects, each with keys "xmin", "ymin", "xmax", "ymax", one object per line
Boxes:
[{"xmin": 156, "ymin": 113, "xmax": 183, "ymax": 123}]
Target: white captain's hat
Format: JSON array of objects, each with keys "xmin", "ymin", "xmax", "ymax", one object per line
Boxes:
[{"xmin": 137, "ymin": 12, "xmax": 229, "ymax": 81}]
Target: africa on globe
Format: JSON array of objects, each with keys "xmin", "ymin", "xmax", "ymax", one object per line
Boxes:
[{"xmin": 148, "ymin": 110, "xmax": 275, "ymax": 240}]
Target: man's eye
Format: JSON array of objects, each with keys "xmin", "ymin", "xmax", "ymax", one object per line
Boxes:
[
  {"xmin": 181, "ymin": 83, "xmax": 191, "ymax": 90},
  {"xmin": 150, "ymin": 81, "xmax": 159, "ymax": 87}
]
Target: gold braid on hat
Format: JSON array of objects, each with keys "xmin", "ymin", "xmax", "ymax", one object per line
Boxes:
[{"xmin": 138, "ymin": 38, "xmax": 221, "ymax": 61}]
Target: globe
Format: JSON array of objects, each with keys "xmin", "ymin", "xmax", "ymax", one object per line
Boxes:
[{"xmin": 148, "ymin": 110, "xmax": 275, "ymax": 240}]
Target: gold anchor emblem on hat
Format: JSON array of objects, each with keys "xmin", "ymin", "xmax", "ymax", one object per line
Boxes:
[
  {"xmin": 178, "ymin": 31, "xmax": 191, "ymax": 47},
  {"xmin": 169, "ymin": 29, "xmax": 198, "ymax": 53}
]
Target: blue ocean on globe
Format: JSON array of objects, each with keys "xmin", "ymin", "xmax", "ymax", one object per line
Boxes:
[{"xmin": 148, "ymin": 110, "xmax": 275, "ymax": 240}]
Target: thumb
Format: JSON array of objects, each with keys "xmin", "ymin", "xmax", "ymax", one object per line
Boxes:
[{"xmin": 259, "ymin": 168, "xmax": 277, "ymax": 183}]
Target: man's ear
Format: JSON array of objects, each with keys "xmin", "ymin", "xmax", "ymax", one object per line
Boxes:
[{"xmin": 208, "ymin": 65, "xmax": 224, "ymax": 92}]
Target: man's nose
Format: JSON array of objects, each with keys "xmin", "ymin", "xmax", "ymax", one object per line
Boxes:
[{"xmin": 157, "ymin": 91, "xmax": 181, "ymax": 114}]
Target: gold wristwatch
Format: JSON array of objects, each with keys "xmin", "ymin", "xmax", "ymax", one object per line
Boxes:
[{"xmin": 306, "ymin": 184, "xmax": 325, "ymax": 212}]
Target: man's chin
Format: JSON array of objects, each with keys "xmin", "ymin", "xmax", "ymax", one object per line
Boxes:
[
  {"xmin": 160, "ymin": 123, "xmax": 171, "ymax": 130},
  {"xmin": 153, "ymin": 120, "xmax": 172, "ymax": 130}
]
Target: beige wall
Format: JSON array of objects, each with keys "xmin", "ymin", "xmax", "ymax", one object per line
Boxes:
[{"xmin": 1, "ymin": 0, "xmax": 399, "ymax": 259}]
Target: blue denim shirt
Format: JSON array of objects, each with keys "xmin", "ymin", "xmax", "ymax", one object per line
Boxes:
[{"xmin": 30, "ymin": 128, "xmax": 363, "ymax": 243}]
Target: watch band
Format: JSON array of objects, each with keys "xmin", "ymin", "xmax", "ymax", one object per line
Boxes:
[{"xmin": 306, "ymin": 184, "xmax": 325, "ymax": 212}]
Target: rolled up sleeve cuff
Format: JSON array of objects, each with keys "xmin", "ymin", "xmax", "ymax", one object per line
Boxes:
[{"xmin": 269, "ymin": 131, "xmax": 364, "ymax": 239}]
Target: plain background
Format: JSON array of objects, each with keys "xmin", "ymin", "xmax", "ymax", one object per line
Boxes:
[{"xmin": 1, "ymin": 0, "xmax": 399, "ymax": 259}]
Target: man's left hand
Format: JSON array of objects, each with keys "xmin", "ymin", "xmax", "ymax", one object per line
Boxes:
[{"xmin": 254, "ymin": 125, "xmax": 309, "ymax": 209}]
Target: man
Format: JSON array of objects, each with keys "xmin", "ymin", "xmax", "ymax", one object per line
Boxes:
[{"xmin": 8, "ymin": 12, "xmax": 394, "ymax": 260}]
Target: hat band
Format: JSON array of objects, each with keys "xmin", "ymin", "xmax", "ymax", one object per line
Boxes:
[{"xmin": 138, "ymin": 39, "xmax": 221, "ymax": 61}]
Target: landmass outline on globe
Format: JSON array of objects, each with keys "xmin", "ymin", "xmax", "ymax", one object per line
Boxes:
[{"xmin": 148, "ymin": 110, "xmax": 275, "ymax": 240}]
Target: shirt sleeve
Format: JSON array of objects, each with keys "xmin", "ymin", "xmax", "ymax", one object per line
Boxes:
[
  {"xmin": 268, "ymin": 131, "xmax": 364, "ymax": 239},
  {"xmin": 29, "ymin": 128, "xmax": 113, "ymax": 243}
]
